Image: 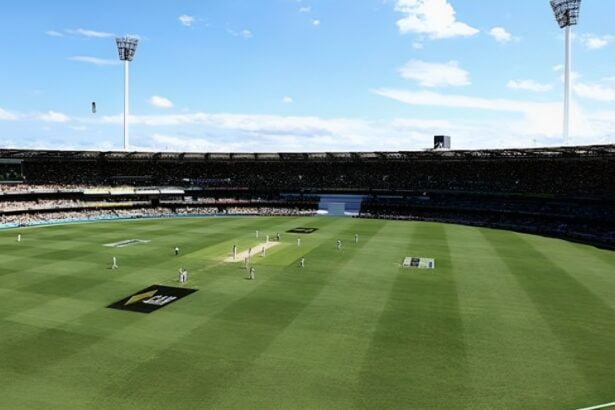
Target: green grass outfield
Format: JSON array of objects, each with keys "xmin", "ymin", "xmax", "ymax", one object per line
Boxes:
[{"xmin": 1, "ymin": 216, "xmax": 614, "ymax": 409}]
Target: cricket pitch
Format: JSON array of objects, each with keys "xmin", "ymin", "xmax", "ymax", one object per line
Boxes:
[{"xmin": 224, "ymin": 241, "xmax": 280, "ymax": 262}]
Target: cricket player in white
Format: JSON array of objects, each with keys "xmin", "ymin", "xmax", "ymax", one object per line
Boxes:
[
  {"xmin": 250, "ymin": 267, "xmax": 255, "ymax": 280},
  {"xmin": 256, "ymin": 230, "xmax": 259, "ymax": 239},
  {"xmin": 261, "ymin": 246, "xmax": 266, "ymax": 257},
  {"xmin": 175, "ymin": 247, "xmax": 180, "ymax": 256},
  {"xmin": 182, "ymin": 269, "xmax": 188, "ymax": 283},
  {"xmin": 112, "ymin": 257, "xmax": 118, "ymax": 269},
  {"xmin": 233, "ymin": 244, "xmax": 237, "ymax": 260},
  {"xmin": 266, "ymin": 235, "xmax": 269, "ymax": 244},
  {"xmin": 300, "ymin": 257, "xmax": 305, "ymax": 268},
  {"xmin": 178, "ymin": 268, "xmax": 184, "ymax": 283},
  {"xmin": 336, "ymin": 240, "xmax": 342, "ymax": 250},
  {"xmin": 354, "ymin": 234, "xmax": 359, "ymax": 244},
  {"xmin": 17, "ymin": 234, "xmax": 21, "ymax": 242},
  {"xmin": 297, "ymin": 238, "xmax": 301, "ymax": 247}
]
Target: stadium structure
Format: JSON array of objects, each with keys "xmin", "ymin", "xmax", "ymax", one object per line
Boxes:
[
  {"xmin": 1, "ymin": 144, "xmax": 614, "ymax": 248},
  {"xmin": 1, "ymin": 143, "xmax": 615, "ymax": 409}
]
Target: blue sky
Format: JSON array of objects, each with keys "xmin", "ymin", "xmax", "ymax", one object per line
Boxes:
[{"xmin": 0, "ymin": 0, "xmax": 614, "ymax": 152}]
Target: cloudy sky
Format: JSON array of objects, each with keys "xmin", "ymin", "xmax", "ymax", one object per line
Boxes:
[{"xmin": 0, "ymin": 0, "xmax": 614, "ymax": 152}]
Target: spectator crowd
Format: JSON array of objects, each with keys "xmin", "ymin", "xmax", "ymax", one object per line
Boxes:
[
  {"xmin": 0, "ymin": 206, "xmax": 316, "ymax": 228},
  {"xmin": 1, "ymin": 153, "xmax": 611, "ymax": 197},
  {"xmin": 1, "ymin": 147, "xmax": 614, "ymax": 247}
]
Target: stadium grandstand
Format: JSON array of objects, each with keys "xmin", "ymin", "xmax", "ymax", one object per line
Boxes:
[{"xmin": 2, "ymin": 143, "xmax": 614, "ymax": 248}]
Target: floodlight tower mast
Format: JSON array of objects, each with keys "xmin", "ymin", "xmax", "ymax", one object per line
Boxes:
[
  {"xmin": 115, "ymin": 36, "xmax": 139, "ymax": 151},
  {"xmin": 550, "ymin": 0, "xmax": 581, "ymax": 144}
]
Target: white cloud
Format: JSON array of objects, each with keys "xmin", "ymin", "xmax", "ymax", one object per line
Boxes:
[
  {"xmin": 37, "ymin": 111, "xmax": 70, "ymax": 123},
  {"xmin": 507, "ymin": 80, "xmax": 553, "ymax": 93},
  {"xmin": 0, "ymin": 108, "xmax": 19, "ymax": 121},
  {"xmin": 2, "ymin": 104, "xmax": 613, "ymax": 152},
  {"xmin": 372, "ymin": 88, "xmax": 600, "ymax": 141},
  {"xmin": 69, "ymin": 56, "xmax": 120, "ymax": 66},
  {"xmin": 580, "ymin": 34, "xmax": 614, "ymax": 50},
  {"xmin": 45, "ymin": 30, "xmax": 63, "ymax": 37},
  {"xmin": 553, "ymin": 65, "xmax": 615, "ymax": 102},
  {"xmin": 91, "ymin": 107, "xmax": 607, "ymax": 152},
  {"xmin": 1, "ymin": 109, "xmax": 70, "ymax": 123},
  {"xmin": 489, "ymin": 27, "xmax": 512, "ymax": 43},
  {"xmin": 282, "ymin": 96, "xmax": 294, "ymax": 104},
  {"xmin": 179, "ymin": 15, "xmax": 196, "ymax": 27},
  {"xmin": 553, "ymin": 65, "xmax": 581, "ymax": 84},
  {"xmin": 412, "ymin": 42, "xmax": 424, "ymax": 49},
  {"xmin": 149, "ymin": 134, "xmax": 248, "ymax": 152},
  {"xmin": 299, "ymin": 6, "xmax": 311, "ymax": 12},
  {"xmin": 227, "ymin": 29, "xmax": 253, "ymax": 38},
  {"xmin": 374, "ymin": 88, "xmax": 536, "ymax": 112},
  {"xmin": 574, "ymin": 79, "xmax": 615, "ymax": 102},
  {"xmin": 125, "ymin": 33, "xmax": 143, "ymax": 41},
  {"xmin": 312, "ymin": 19, "xmax": 321, "ymax": 26},
  {"xmin": 148, "ymin": 96, "xmax": 174, "ymax": 109},
  {"xmin": 65, "ymin": 28, "xmax": 114, "ymax": 38},
  {"xmin": 394, "ymin": 0, "xmax": 479, "ymax": 39},
  {"xmin": 399, "ymin": 60, "xmax": 470, "ymax": 87}
]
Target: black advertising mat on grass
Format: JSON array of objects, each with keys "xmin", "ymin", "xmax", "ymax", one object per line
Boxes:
[
  {"xmin": 286, "ymin": 227, "xmax": 318, "ymax": 234},
  {"xmin": 108, "ymin": 285, "xmax": 198, "ymax": 313}
]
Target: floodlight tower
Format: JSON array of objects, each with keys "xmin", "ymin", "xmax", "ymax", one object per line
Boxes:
[
  {"xmin": 115, "ymin": 36, "xmax": 139, "ymax": 150},
  {"xmin": 550, "ymin": 0, "xmax": 581, "ymax": 144}
]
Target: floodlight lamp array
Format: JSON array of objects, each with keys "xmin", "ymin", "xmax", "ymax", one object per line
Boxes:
[
  {"xmin": 116, "ymin": 37, "xmax": 139, "ymax": 61},
  {"xmin": 550, "ymin": 0, "xmax": 581, "ymax": 28}
]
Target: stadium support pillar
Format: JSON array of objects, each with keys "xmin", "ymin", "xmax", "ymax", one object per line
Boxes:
[{"xmin": 563, "ymin": 25, "xmax": 571, "ymax": 144}]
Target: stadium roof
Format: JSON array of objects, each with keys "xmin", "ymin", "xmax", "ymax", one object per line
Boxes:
[{"xmin": 0, "ymin": 144, "xmax": 614, "ymax": 161}]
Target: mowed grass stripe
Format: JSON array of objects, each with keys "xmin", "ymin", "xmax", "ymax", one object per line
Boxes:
[
  {"xmin": 449, "ymin": 225, "xmax": 591, "ymax": 408},
  {"xmin": 0, "ymin": 311, "xmax": 152, "ymax": 408},
  {"xmin": 522, "ymin": 234, "xmax": 615, "ymax": 311},
  {"xmin": 92, "ymin": 218, "xmax": 364, "ymax": 408},
  {"xmin": 482, "ymin": 229, "xmax": 615, "ymax": 407},
  {"xmin": 1, "ymin": 217, "xmax": 614, "ymax": 409},
  {"xmin": 356, "ymin": 221, "xmax": 470, "ymax": 409},
  {"xmin": 208, "ymin": 219, "xmax": 390, "ymax": 409},
  {"xmin": 0, "ymin": 217, "xmax": 302, "ymax": 408}
]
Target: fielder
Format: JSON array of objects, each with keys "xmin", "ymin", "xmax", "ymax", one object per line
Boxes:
[
  {"xmin": 354, "ymin": 234, "xmax": 359, "ymax": 244},
  {"xmin": 112, "ymin": 256, "xmax": 118, "ymax": 269},
  {"xmin": 233, "ymin": 244, "xmax": 237, "ymax": 260},
  {"xmin": 175, "ymin": 246, "xmax": 180, "ymax": 256},
  {"xmin": 256, "ymin": 230, "xmax": 259, "ymax": 239},
  {"xmin": 276, "ymin": 233, "xmax": 280, "ymax": 241},
  {"xmin": 250, "ymin": 266, "xmax": 255, "ymax": 280},
  {"xmin": 297, "ymin": 238, "xmax": 301, "ymax": 247},
  {"xmin": 336, "ymin": 240, "xmax": 342, "ymax": 250},
  {"xmin": 17, "ymin": 234, "xmax": 22, "ymax": 242},
  {"xmin": 261, "ymin": 246, "xmax": 266, "ymax": 257},
  {"xmin": 299, "ymin": 257, "xmax": 305, "ymax": 268}
]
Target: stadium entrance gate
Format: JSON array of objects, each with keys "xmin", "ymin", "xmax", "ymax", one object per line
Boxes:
[{"xmin": 318, "ymin": 195, "xmax": 365, "ymax": 216}]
